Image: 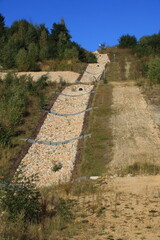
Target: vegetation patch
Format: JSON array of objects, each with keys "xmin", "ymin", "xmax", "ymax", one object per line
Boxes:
[
  {"xmin": 78, "ymin": 80, "xmax": 113, "ymax": 177},
  {"xmin": 0, "ymin": 72, "xmax": 64, "ymax": 180},
  {"xmin": 120, "ymin": 162, "xmax": 160, "ymax": 176}
]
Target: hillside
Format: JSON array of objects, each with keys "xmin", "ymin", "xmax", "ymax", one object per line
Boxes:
[{"xmin": 1, "ymin": 48, "xmax": 160, "ymax": 240}]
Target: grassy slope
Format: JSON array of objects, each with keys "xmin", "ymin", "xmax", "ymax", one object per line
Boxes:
[
  {"xmin": 0, "ymin": 82, "xmax": 63, "ymax": 179},
  {"xmin": 78, "ymin": 81, "xmax": 113, "ymax": 177}
]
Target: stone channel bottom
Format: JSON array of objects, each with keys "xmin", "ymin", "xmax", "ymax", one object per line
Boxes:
[{"xmin": 18, "ymin": 84, "xmax": 94, "ymax": 187}]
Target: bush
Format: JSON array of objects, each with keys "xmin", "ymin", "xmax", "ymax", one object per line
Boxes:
[
  {"xmin": 52, "ymin": 162, "xmax": 62, "ymax": 172},
  {"xmin": 0, "ymin": 73, "xmax": 29, "ymax": 127},
  {"xmin": 0, "ymin": 123, "xmax": 12, "ymax": 146},
  {"xmin": 147, "ymin": 58, "xmax": 160, "ymax": 84},
  {"xmin": 119, "ymin": 34, "xmax": 137, "ymax": 48},
  {"xmin": 0, "ymin": 173, "xmax": 41, "ymax": 222},
  {"xmin": 35, "ymin": 74, "xmax": 48, "ymax": 89}
]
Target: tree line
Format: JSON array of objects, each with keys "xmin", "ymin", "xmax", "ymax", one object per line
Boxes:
[
  {"xmin": 0, "ymin": 14, "xmax": 96, "ymax": 71},
  {"xmin": 118, "ymin": 33, "xmax": 160, "ymax": 84},
  {"xmin": 118, "ymin": 32, "xmax": 160, "ymax": 57}
]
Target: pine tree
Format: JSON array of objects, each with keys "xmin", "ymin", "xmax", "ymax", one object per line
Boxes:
[
  {"xmin": 0, "ymin": 13, "xmax": 5, "ymax": 38},
  {"xmin": 16, "ymin": 48, "xmax": 29, "ymax": 71},
  {"xmin": 39, "ymin": 28, "xmax": 48, "ymax": 48},
  {"xmin": 28, "ymin": 42, "xmax": 39, "ymax": 70}
]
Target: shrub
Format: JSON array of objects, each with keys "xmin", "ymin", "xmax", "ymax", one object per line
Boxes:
[
  {"xmin": 35, "ymin": 74, "xmax": 48, "ymax": 89},
  {"xmin": 52, "ymin": 162, "xmax": 62, "ymax": 172},
  {"xmin": 0, "ymin": 123, "xmax": 12, "ymax": 146},
  {"xmin": 121, "ymin": 162, "xmax": 160, "ymax": 176},
  {"xmin": 0, "ymin": 173, "xmax": 41, "ymax": 222},
  {"xmin": 59, "ymin": 76, "xmax": 66, "ymax": 86},
  {"xmin": 147, "ymin": 58, "xmax": 160, "ymax": 84},
  {"xmin": 37, "ymin": 92, "xmax": 45, "ymax": 108}
]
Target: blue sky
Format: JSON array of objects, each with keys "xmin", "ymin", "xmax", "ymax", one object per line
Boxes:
[{"xmin": 0, "ymin": 0, "xmax": 160, "ymax": 51}]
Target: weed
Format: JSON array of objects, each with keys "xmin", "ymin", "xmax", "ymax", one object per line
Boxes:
[
  {"xmin": 59, "ymin": 76, "xmax": 67, "ymax": 86},
  {"xmin": 121, "ymin": 162, "xmax": 160, "ymax": 176},
  {"xmin": 52, "ymin": 162, "xmax": 62, "ymax": 172},
  {"xmin": 71, "ymin": 180, "xmax": 97, "ymax": 196}
]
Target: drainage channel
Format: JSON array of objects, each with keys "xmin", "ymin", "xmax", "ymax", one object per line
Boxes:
[{"xmin": 16, "ymin": 53, "xmax": 110, "ymax": 187}]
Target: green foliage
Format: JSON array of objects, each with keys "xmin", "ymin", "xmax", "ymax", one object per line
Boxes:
[
  {"xmin": 1, "ymin": 40, "xmax": 17, "ymax": 68},
  {"xmin": 59, "ymin": 76, "xmax": 67, "ymax": 86},
  {"xmin": 121, "ymin": 162, "xmax": 160, "ymax": 176},
  {"xmin": 52, "ymin": 162, "xmax": 62, "ymax": 172},
  {"xmin": 0, "ymin": 73, "xmax": 28, "ymax": 128},
  {"xmin": 0, "ymin": 73, "xmax": 50, "ymax": 147},
  {"xmin": 0, "ymin": 174, "xmax": 41, "ymax": 222},
  {"xmin": 64, "ymin": 46, "xmax": 79, "ymax": 60},
  {"xmin": 0, "ymin": 13, "xmax": 5, "ymax": 38},
  {"xmin": 35, "ymin": 74, "xmax": 48, "ymax": 89},
  {"xmin": 0, "ymin": 13, "xmax": 97, "ymax": 69},
  {"xmin": 147, "ymin": 58, "xmax": 160, "ymax": 84},
  {"xmin": 71, "ymin": 180, "xmax": 97, "ymax": 196},
  {"xmin": 16, "ymin": 48, "xmax": 29, "ymax": 71},
  {"xmin": 55, "ymin": 198, "xmax": 72, "ymax": 221},
  {"xmin": 0, "ymin": 123, "xmax": 12, "ymax": 146},
  {"xmin": 135, "ymin": 33, "xmax": 160, "ymax": 57},
  {"xmin": 119, "ymin": 34, "xmax": 137, "ymax": 48},
  {"xmin": 28, "ymin": 42, "xmax": 40, "ymax": 71}
]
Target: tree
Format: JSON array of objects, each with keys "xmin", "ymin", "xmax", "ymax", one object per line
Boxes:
[
  {"xmin": 0, "ymin": 13, "xmax": 5, "ymax": 38},
  {"xmin": 119, "ymin": 34, "xmax": 137, "ymax": 48},
  {"xmin": 16, "ymin": 48, "xmax": 29, "ymax": 71},
  {"xmin": 1, "ymin": 39, "xmax": 17, "ymax": 68},
  {"xmin": 50, "ymin": 19, "xmax": 71, "ymax": 43},
  {"xmin": 39, "ymin": 28, "xmax": 48, "ymax": 48},
  {"xmin": 56, "ymin": 32, "xmax": 70, "ymax": 59},
  {"xmin": 25, "ymin": 24, "xmax": 38, "ymax": 45},
  {"xmin": 50, "ymin": 19, "xmax": 71, "ymax": 58},
  {"xmin": 64, "ymin": 46, "xmax": 79, "ymax": 60},
  {"xmin": 28, "ymin": 42, "xmax": 39, "ymax": 70},
  {"xmin": 136, "ymin": 33, "xmax": 160, "ymax": 56}
]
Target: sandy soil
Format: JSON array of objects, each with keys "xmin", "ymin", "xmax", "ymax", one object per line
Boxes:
[
  {"xmin": 70, "ymin": 175, "xmax": 160, "ymax": 240},
  {"xmin": 109, "ymin": 81, "xmax": 160, "ymax": 173},
  {"xmin": 0, "ymin": 71, "xmax": 80, "ymax": 83}
]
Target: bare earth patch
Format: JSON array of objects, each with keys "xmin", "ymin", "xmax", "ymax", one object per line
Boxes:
[
  {"xmin": 0, "ymin": 71, "xmax": 80, "ymax": 83},
  {"xmin": 109, "ymin": 81, "xmax": 160, "ymax": 173},
  {"xmin": 69, "ymin": 175, "xmax": 160, "ymax": 240}
]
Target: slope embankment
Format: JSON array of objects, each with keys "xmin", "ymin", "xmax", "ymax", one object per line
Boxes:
[
  {"xmin": 17, "ymin": 53, "xmax": 109, "ymax": 187},
  {"xmin": 109, "ymin": 81, "xmax": 160, "ymax": 173}
]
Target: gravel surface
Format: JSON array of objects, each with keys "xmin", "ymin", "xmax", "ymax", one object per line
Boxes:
[
  {"xmin": 0, "ymin": 71, "xmax": 80, "ymax": 83},
  {"xmin": 16, "ymin": 53, "xmax": 110, "ymax": 187}
]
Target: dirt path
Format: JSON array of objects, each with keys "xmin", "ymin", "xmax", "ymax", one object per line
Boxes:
[{"xmin": 109, "ymin": 81, "xmax": 160, "ymax": 173}]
